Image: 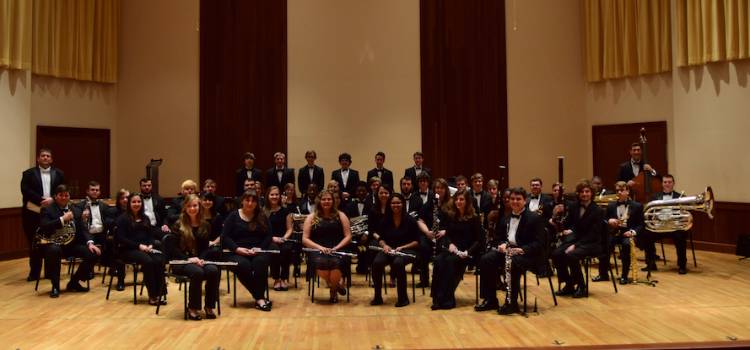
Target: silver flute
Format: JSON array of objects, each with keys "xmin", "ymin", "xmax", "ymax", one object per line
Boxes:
[
  {"xmin": 368, "ymin": 246, "xmax": 417, "ymax": 258},
  {"xmin": 169, "ymin": 260, "xmax": 239, "ymax": 266},
  {"xmin": 302, "ymin": 247, "xmax": 357, "ymax": 257}
]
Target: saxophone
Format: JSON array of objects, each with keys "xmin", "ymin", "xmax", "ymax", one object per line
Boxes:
[{"xmin": 618, "ymin": 204, "xmax": 637, "ymax": 283}]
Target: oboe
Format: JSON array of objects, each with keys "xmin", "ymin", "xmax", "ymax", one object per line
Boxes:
[
  {"xmin": 302, "ymin": 247, "xmax": 357, "ymax": 257},
  {"xmin": 169, "ymin": 260, "xmax": 239, "ymax": 266},
  {"xmin": 368, "ymin": 246, "xmax": 417, "ymax": 258}
]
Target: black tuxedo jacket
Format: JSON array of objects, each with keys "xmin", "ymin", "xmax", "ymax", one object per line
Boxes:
[
  {"xmin": 331, "ymin": 168, "xmax": 360, "ymax": 196},
  {"xmin": 493, "ymin": 210, "xmax": 545, "ymax": 260},
  {"xmin": 403, "ymin": 193, "xmax": 423, "ymax": 215},
  {"xmin": 265, "ymin": 167, "xmax": 296, "ymax": 191},
  {"xmin": 617, "ymin": 160, "xmax": 658, "ymax": 182},
  {"xmin": 298, "ymin": 165, "xmax": 325, "ymax": 194},
  {"xmin": 367, "ymin": 168, "xmax": 394, "ymax": 190},
  {"xmin": 525, "ymin": 193, "xmax": 554, "ymax": 221},
  {"xmin": 344, "ymin": 198, "xmax": 373, "ymax": 218},
  {"xmin": 21, "ymin": 166, "xmax": 65, "ymax": 210},
  {"xmin": 39, "ymin": 202, "xmax": 91, "ymax": 245},
  {"xmin": 605, "ymin": 199, "xmax": 644, "ymax": 236},
  {"xmin": 141, "ymin": 193, "xmax": 168, "ymax": 227},
  {"xmin": 469, "ymin": 189, "xmax": 493, "ymax": 214},
  {"xmin": 414, "ymin": 190, "xmax": 435, "ymax": 207},
  {"xmin": 562, "ymin": 201, "xmax": 604, "ymax": 251},
  {"xmin": 235, "ymin": 167, "xmax": 263, "ymax": 196},
  {"xmin": 74, "ymin": 198, "xmax": 116, "ymax": 233},
  {"xmin": 404, "ymin": 166, "xmax": 431, "ymax": 182},
  {"xmin": 298, "ymin": 197, "xmax": 316, "ymax": 215}
]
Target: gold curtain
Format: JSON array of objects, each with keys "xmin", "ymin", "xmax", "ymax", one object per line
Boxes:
[
  {"xmin": 677, "ymin": 0, "xmax": 750, "ymax": 66},
  {"xmin": 0, "ymin": 0, "xmax": 32, "ymax": 70},
  {"xmin": 584, "ymin": 0, "xmax": 671, "ymax": 82},
  {"xmin": 32, "ymin": 0, "xmax": 119, "ymax": 83}
]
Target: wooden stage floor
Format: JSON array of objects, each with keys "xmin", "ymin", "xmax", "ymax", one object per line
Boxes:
[{"xmin": 2, "ymin": 246, "xmax": 750, "ymax": 349}]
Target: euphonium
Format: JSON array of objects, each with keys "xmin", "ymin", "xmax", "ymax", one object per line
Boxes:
[{"xmin": 644, "ymin": 187, "xmax": 714, "ymax": 232}]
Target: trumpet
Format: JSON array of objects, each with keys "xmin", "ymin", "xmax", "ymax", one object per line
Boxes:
[{"xmin": 644, "ymin": 187, "xmax": 714, "ymax": 232}]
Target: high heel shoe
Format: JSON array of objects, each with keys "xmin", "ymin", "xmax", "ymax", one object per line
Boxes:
[
  {"xmin": 204, "ymin": 307, "xmax": 217, "ymax": 319},
  {"xmin": 255, "ymin": 300, "xmax": 272, "ymax": 312}
]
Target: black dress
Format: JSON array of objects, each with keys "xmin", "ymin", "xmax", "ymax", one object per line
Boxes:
[
  {"xmin": 221, "ymin": 210, "xmax": 272, "ymax": 300},
  {"xmin": 115, "ymin": 214, "xmax": 166, "ymax": 299},
  {"xmin": 372, "ymin": 216, "xmax": 419, "ymax": 302},
  {"xmin": 309, "ymin": 216, "xmax": 346, "ymax": 270},
  {"xmin": 431, "ymin": 215, "xmax": 482, "ymax": 309},
  {"xmin": 267, "ymin": 207, "xmax": 293, "ymax": 280}
]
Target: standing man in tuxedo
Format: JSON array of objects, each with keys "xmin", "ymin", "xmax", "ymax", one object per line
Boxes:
[
  {"xmin": 618, "ymin": 142, "xmax": 657, "ymax": 187},
  {"xmin": 21, "ymin": 148, "xmax": 65, "ymax": 281},
  {"xmin": 476, "ymin": 187, "xmax": 545, "ymax": 314},
  {"xmin": 235, "ymin": 152, "xmax": 262, "ymax": 196},
  {"xmin": 642, "ymin": 174, "xmax": 689, "ymax": 274},
  {"xmin": 526, "ymin": 177, "xmax": 554, "ymax": 222},
  {"xmin": 404, "ymin": 151, "xmax": 431, "ymax": 183},
  {"xmin": 266, "ymin": 152, "xmax": 295, "ymax": 191},
  {"xmin": 367, "ymin": 152, "xmax": 394, "ymax": 191},
  {"xmin": 593, "ymin": 181, "xmax": 644, "ymax": 284},
  {"xmin": 139, "ymin": 178, "xmax": 170, "ymax": 238},
  {"xmin": 38, "ymin": 185, "xmax": 101, "ymax": 297},
  {"xmin": 298, "ymin": 150, "xmax": 324, "ymax": 196},
  {"xmin": 331, "ymin": 152, "xmax": 360, "ymax": 200}
]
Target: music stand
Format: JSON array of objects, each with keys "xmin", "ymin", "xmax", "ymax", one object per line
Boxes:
[{"xmin": 146, "ymin": 159, "xmax": 163, "ymax": 197}]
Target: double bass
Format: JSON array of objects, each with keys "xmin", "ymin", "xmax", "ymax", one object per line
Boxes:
[{"xmin": 630, "ymin": 128, "xmax": 661, "ymax": 204}]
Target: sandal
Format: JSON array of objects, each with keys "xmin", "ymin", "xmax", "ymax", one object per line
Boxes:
[{"xmin": 255, "ymin": 300, "xmax": 272, "ymax": 312}]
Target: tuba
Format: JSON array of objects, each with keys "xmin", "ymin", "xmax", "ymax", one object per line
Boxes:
[{"xmin": 644, "ymin": 187, "xmax": 714, "ymax": 232}]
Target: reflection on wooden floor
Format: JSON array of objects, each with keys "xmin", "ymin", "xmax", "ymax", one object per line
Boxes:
[{"xmin": 2, "ymin": 245, "xmax": 750, "ymax": 349}]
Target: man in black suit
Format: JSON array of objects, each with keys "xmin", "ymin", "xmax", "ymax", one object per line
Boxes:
[
  {"xmin": 591, "ymin": 176, "xmax": 614, "ymax": 196},
  {"xmin": 235, "ymin": 152, "xmax": 263, "ymax": 196},
  {"xmin": 345, "ymin": 182, "xmax": 372, "ymax": 218},
  {"xmin": 399, "ymin": 177, "xmax": 422, "ymax": 215},
  {"xmin": 202, "ymin": 179, "xmax": 227, "ymax": 216},
  {"xmin": 415, "ymin": 173, "xmax": 433, "ymax": 206},
  {"xmin": 139, "ymin": 178, "xmax": 170, "ymax": 237},
  {"xmin": 593, "ymin": 181, "xmax": 644, "ymax": 284},
  {"xmin": 298, "ymin": 150, "xmax": 324, "ymax": 196},
  {"xmin": 404, "ymin": 151, "xmax": 431, "ymax": 182},
  {"xmin": 552, "ymin": 179, "xmax": 604, "ymax": 298},
  {"xmin": 475, "ymin": 187, "xmax": 545, "ymax": 314},
  {"xmin": 367, "ymin": 151, "xmax": 394, "ymax": 190},
  {"xmin": 526, "ymin": 177, "xmax": 554, "ymax": 222},
  {"xmin": 20, "ymin": 148, "xmax": 65, "ymax": 281},
  {"xmin": 38, "ymin": 185, "xmax": 101, "ymax": 297},
  {"xmin": 265, "ymin": 152, "xmax": 295, "ymax": 191},
  {"xmin": 642, "ymin": 174, "xmax": 689, "ymax": 274},
  {"xmin": 617, "ymin": 142, "xmax": 657, "ymax": 187},
  {"xmin": 331, "ymin": 152, "xmax": 360, "ymax": 199},
  {"xmin": 469, "ymin": 173, "xmax": 492, "ymax": 215}
]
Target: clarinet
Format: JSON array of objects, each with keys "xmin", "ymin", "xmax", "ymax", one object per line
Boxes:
[
  {"xmin": 431, "ymin": 194, "xmax": 441, "ymax": 255},
  {"xmin": 504, "ymin": 247, "xmax": 516, "ymax": 305},
  {"xmin": 368, "ymin": 246, "xmax": 417, "ymax": 258}
]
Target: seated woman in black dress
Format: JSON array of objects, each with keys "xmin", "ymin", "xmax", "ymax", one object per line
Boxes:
[
  {"xmin": 115, "ymin": 193, "xmax": 166, "ymax": 306},
  {"xmin": 264, "ymin": 186, "xmax": 294, "ymax": 291},
  {"xmin": 166, "ymin": 194, "xmax": 220, "ymax": 320},
  {"xmin": 302, "ymin": 190, "xmax": 353, "ymax": 303},
  {"xmin": 430, "ymin": 189, "xmax": 483, "ymax": 310},
  {"xmin": 221, "ymin": 190, "xmax": 273, "ymax": 311},
  {"xmin": 371, "ymin": 193, "xmax": 419, "ymax": 307}
]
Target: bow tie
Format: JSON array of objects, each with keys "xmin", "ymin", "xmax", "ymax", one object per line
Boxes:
[
  {"xmin": 511, "ymin": 214, "xmax": 521, "ymax": 219},
  {"xmin": 415, "ymin": 167, "xmax": 422, "ymax": 170},
  {"xmin": 40, "ymin": 167, "xmax": 51, "ymax": 174},
  {"xmin": 663, "ymin": 192, "xmax": 673, "ymax": 196},
  {"xmin": 420, "ymin": 192, "xmax": 428, "ymax": 196},
  {"xmin": 530, "ymin": 195, "xmax": 539, "ymax": 199},
  {"xmin": 89, "ymin": 200, "xmax": 99, "ymax": 206},
  {"xmin": 276, "ymin": 168, "xmax": 284, "ymax": 172},
  {"xmin": 142, "ymin": 194, "xmax": 152, "ymax": 200}
]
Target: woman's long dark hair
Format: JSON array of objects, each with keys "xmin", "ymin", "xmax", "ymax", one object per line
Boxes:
[
  {"xmin": 126, "ymin": 193, "xmax": 151, "ymax": 228},
  {"xmin": 240, "ymin": 190, "xmax": 268, "ymax": 232},
  {"xmin": 382, "ymin": 193, "xmax": 408, "ymax": 228}
]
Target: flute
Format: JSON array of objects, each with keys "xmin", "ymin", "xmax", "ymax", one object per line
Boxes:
[
  {"xmin": 302, "ymin": 247, "xmax": 357, "ymax": 257},
  {"xmin": 169, "ymin": 260, "xmax": 239, "ymax": 266},
  {"xmin": 222, "ymin": 248, "xmax": 281, "ymax": 254},
  {"xmin": 280, "ymin": 238, "xmax": 300, "ymax": 243},
  {"xmin": 368, "ymin": 246, "xmax": 417, "ymax": 258}
]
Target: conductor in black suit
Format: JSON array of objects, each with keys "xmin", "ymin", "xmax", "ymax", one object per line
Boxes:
[
  {"xmin": 367, "ymin": 151, "xmax": 394, "ymax": 190},
  {"xmin": 20, "ymin": 148, "xmax": 65, "ymax": 281},
  {"xmin": 38, "ymin": 185, "xmax": 101, "ymax": 297},
  {"xmin": 331, "ymin": 153, "xmax": 360, "ymax": 199},
  {"xmin": 617, "ymin": 142, "xmax": 657, "ymax": 187},
  {"xmin": 235, "ymin": 152, "xmax": 263, "ymax": 196},
  {"xmin": 298, "ymin": 150, "xmax": 324, "ymax": 196},
  {"xmin": 475, "ymin": 187, "xmax": 545, "ymax": 314},
  {"xmin": 404, "ymin": 151, "xmax": 431, "ymax": 182},
  {"xmin": 552, "ymin": 179, "xmax": 604, "ymax": 298},
  {"xmin": 265, "ymin": 152, "xmax": 295, "ymax": 190}
]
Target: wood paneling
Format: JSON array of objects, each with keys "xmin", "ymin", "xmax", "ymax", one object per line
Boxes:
[
  {"xmin": 691, "ymin": 201, "xmax": 750, "ymax": 254},
  {"xmin": 36, "ymin": 126, "xmax": 111, "ymax": 198},
  {"xmin": 592, "ymin": 121, "xmax": 667, "ymax": 189},
  {"xmin": 0, "ymin": 208, "xmax": 25, "ymax": 260},
  {"xmin": 199, "ymin": 0, "xmax": 287, "ymax": 197},
  {"xmin": 420, "ymin": 0, "xmax": 508, "ymax": 187}
]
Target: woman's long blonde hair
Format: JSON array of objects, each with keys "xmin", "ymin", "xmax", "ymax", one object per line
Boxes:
[{"xmin": 176, "ymin": 194, "xmax": 210, "ymax": 254}]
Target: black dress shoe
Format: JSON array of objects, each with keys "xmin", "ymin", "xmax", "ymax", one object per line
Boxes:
[
  {"xmin": 474, "ymin": 300, "xmax": 499, "ymax": 312},
  {"xmin": 431, "ymin": 304, "xmax": 442, "ymax": 310},
  {"xmin": 641, "ymin": 264, "xmax": 657, "ymax": 272},
  {"xmin": 255, "ymin": 301, "xmax": 272, "ymax": 312},
  {"xmin": 66, "ymin": 281, "xmax": 89, "ymax": 292},
  {"xmin": 27, "ymin": 275, "xmax": 40, "ymax": 282},
  {"xmin": 678, "ymin": 267, "xmax": 687, "ymax": 275},
  {"xmin": 619, "ymin": 277, "xmax": 629, "ymax": 285},
  {"xmin": 50, "ymin": 287, "xmax": 60, "ymax": 298},
  {"xmin": 498, "ymin": 302, "xmax": 520, "ymax": 315},
  {"xmin": 116, "ymin": 279, "xmax": 125, "ymax": 291},
  {"xmin": 555, "ymin": 285, "xmax": 575, "ymax": 296},
  {"xmin": 204, "ymin": 308, "xmax": 217, "ymax": 319},
  {"xmin": 370, "ymin": 297, "xmax": 383, "ymax": 306},
  {"xmin": 416, "ymin": 281, "xmax": 429, "ymax": 288},
  {"xmin": 572, "ymin": 286, "xmax": 587, "ymax": 298},
  {"xmin": 337, "ymin": 286, "xmax": 347, "ymax": 296},
  {"xmin": 591, "ymin": 275, "xmax": 609, "ymax": 282},
  {"xmin": 148, "ymin": 298, "xmax": 167, "ymax": 306},
  {"xmin": 395, "ymin": 299, "xmax": 409, "ymax": 307},
  {"xmin": 188, "ymin": 312, "xmax": 202, "ymax": 321}
]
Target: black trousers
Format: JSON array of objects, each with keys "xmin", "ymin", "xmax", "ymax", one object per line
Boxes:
[
  {"xmin": 598, "ymin": 236, "xmax": 632, "ymax": 279},
  {"xmin": 479, "ymin": 250, "xmax": 535, "ymax": 305},
  {"xmin": 431, "ymin": 252, "xmax": 468, "ymax": 308},
  {"xmin": 417, "ymin": 235, "xmax": 435, "ymax": 284},
  {"xmin": 172, "ymin": 263, "xmax": 220, "ymax": 310},
  {"xmin": 552, "ymin": 242, "xmax": 599, "ymax": 288},
  {"xmin": 227, "ymin": 253, "xmax": 270, "ymax": 300},
  {"xmin": 22, "ymin": 209, "xmax": 42, "ymax": 278},
  {"xmin": 120, "ymin": 249, "xmax": 166, "ymax": 299},
  {"xmin": 644, "ymin": 230, "xmax": 688, "ymax": 268},
  {"xmin": 38, "ymin": 243, "xmax": 98, "ymax": 288},
  {"xmin": 372, "ymin": 251, "xmax": 414, "ymax": 302},
  {"xmin": 269, "ymin": 242, "xmax": 293, "ymax": 280}
]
